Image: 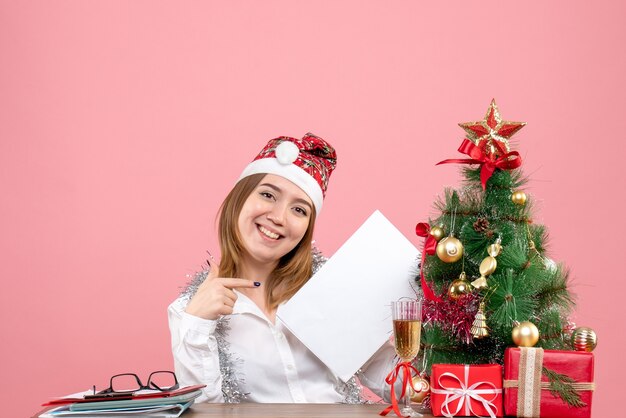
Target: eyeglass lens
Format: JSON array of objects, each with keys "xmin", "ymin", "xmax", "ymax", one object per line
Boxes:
[
  {"xmin": 110, "ymin": 374, "xmax": 143, "ymax": 393},
  {"xmin": 109, "ymin": 371, "xmax": 177, "ymax": 393},
  {"xmin": 148, "ymin": 371, "xmax": 178, "ymax": 391}
]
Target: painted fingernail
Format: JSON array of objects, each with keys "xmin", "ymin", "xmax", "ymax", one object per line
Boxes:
[{"xmin": 254, "ymin": 282, "xmax": 261, "ymax": 287}]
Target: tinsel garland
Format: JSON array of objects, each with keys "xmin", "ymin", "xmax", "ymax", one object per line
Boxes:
[
  {"xmin": 215, "ymin": 317, "xmax": 248, "ymax": 403},
  {"xmin": 422, "ymin": 291, "xmax": 481, "ymax": 345},
  {"xmin": 338, "ymin": 372, "xmax": 368, "ymax": 404},
  {"xmin": 179, "ymin": 269, "xmax": 209, "ymax": 303}
]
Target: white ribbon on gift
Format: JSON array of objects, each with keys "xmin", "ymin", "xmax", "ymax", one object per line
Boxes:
[{"xmin": 431, "ymin": 365, "xmax": 502, "ymax": 418}]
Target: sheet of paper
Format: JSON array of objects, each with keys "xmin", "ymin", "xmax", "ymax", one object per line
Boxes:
[
  {"xmin": 40, "ymin": 402, "xmax": 192, "ymax": 417},
  {"xmin": 277, "ymin": 209, "xmax": 420, "ymax": 382}
]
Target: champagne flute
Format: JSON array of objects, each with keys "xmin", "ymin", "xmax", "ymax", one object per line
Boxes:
[{"xmin": 391, "ymin": 299, "xmax": 423, "ymax": 417}]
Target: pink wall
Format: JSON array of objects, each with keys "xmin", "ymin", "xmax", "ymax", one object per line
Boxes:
[{"xmin": 1, "ymin": 1, "xmax": 623, "ymax": 416}]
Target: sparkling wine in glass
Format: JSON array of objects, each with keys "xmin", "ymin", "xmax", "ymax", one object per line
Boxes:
[{"xmin": 391, "ymin": 299, "xmax": 423, "ymax": 418}]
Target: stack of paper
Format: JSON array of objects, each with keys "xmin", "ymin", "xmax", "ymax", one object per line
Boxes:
[
  {"xmin": 40, "ymin": 386, "xmax": 204, "ymax": 418},
  {"xmin": 40, "ymin": 402, "xmax": 194, "ymax": 417}
]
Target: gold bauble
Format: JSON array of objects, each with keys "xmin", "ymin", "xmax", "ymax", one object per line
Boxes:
[
  {"xmin": 479, "ymin": 256, "xmax": 497, "ymax": 276},
  {"xmin": 436, "ymin": 236, "xmax": 464, "ymax": 263},
  {"xmin": 430, "ymin": 225, "xmax": 445, "ymax": 242},
  {"xmin": 409, "ymin": 375, "xmax": 430, "ymax": 404},
  {"xmin": 448, "ymin": 276, "xmax": 472, "ymax": 300},
  {"xmin": 572, "ymin": 327, "xmax": 597, "ymax": 352},
  {"xmin": 511, "ymin": 190, "xmax": 527, "ymax": 205},
  {"xmin": 512, "ymin": 321, "xmax": 540, "ymax": 347}
]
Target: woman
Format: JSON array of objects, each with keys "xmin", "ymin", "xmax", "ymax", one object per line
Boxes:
[{"xmin": 168, "ymin": 133, "xmax": 395, "ymax": 403}]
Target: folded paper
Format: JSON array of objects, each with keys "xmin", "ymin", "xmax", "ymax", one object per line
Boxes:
[{"xmin": 277, "ymin": 210, "xmax": 420, "ymax": 382}]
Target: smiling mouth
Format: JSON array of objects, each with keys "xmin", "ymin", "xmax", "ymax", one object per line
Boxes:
[{"xmin": 258, "ymin": 225, "xmax": 281, "ymax": 240}]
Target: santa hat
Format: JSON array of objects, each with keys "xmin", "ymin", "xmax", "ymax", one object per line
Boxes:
[{"xmin": 238, "ymin": 133, "xmax": 337, "ymax": 213}]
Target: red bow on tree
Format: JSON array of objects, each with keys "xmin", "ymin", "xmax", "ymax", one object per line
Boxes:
[{"xmin": 437, "ymin": 139, "xmax": 522, "ymax": 189}]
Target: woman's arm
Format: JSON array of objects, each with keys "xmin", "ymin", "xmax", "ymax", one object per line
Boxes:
[
  {"xmin": 358, "ymin": 341, "xmax": 398, "ymax": 401},
  {"xmin": 168, "ymin": 297, "xmax": 225, "ymax": 403}
]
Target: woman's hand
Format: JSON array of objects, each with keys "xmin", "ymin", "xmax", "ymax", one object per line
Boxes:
[{"xmin": 184, "ymin": 266, "xmax": 260, "ymax": 320}]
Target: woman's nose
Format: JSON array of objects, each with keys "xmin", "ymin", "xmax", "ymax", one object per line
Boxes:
[{"xmin": 267, "ymin": 204, "xmax": 286, "ymax": 224}]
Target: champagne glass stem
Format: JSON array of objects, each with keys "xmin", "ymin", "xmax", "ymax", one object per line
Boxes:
[{"xmin": 404, "ymin": 376, "xmax": 412, "ymax": 411}]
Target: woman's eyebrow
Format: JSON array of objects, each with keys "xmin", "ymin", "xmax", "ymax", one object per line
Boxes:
[{"xmin": 259, "ymin": 183, "xmax": 313, "ymax": 210}]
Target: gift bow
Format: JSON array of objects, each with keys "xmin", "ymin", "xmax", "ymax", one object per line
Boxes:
[
  {"xmin": 380, "ymin": 361, "xmax": 420, "ymax": 417},
  {"xmin": 437, "ymin": 139, "xmax": 522, "ymax": 190},
  {"xmin": 415, "ymin": 223, "xmax": 442, "ymax": 302},
  {"xmin": 431, "ymin": 365, "xmax": 502, "ymax": 418}
]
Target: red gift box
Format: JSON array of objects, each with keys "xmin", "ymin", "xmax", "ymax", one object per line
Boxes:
[
  {"xmin": 431, "ymin": 364, "xmax": 503, "ymax": 417},
  {"xmin": 504, "ymin": 347, "xmax": 594, "ymax": 418}
]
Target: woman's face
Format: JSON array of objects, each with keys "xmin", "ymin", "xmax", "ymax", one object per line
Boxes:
[{"xmin": 237, "ymin": 174, "xmax": 313, "ymax": 266}]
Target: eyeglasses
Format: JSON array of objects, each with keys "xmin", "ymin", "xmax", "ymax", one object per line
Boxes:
[{"xmin": 96, "ymin": 371, "xmax": 179, "ymax": 395}]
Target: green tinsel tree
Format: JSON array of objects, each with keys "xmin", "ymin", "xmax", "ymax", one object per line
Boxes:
[{"xmin": 416, "ymin": 100, "xmax": 575, "ymax": 374}]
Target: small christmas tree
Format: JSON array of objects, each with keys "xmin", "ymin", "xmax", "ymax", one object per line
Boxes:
[{"xmin": 415, "ymin": 100, "xmax": 575, "ymax": 372}]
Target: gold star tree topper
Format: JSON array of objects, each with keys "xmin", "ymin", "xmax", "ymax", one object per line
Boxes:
[{"xmin": 459, "ymin": 99, "xmax": 526, "ymax": 158}]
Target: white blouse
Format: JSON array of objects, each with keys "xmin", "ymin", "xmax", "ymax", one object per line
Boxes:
[{"xmin": 168, "ymin": 290, "xmax": 397, "ymax": 403}]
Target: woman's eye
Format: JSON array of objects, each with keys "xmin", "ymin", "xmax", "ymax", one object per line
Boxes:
[
  {"xmin": 260, "ymin": 191, "xmax": 275, "ymax": 200},
  {"xmin": 294, "ymin": 207, "xmax": 308, "ymax": 216}
]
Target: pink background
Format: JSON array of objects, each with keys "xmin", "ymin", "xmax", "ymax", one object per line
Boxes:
[{"xmin": 1, "ymin": 1, "xmax": 624, "ymax": 416}]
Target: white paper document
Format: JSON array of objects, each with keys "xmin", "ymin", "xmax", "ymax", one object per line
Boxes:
[
  {"xmin": 40, "ymin": 401, "xmax": 193, "ymax": 417},
  {"xmin": 277, "ymin": 210, "xmax": 420, "ymax": 382}
]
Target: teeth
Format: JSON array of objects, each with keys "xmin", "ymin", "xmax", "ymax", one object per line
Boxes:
[{"xmin": 259, "ymin": 225, "xmax": 280, "ymax": 240}]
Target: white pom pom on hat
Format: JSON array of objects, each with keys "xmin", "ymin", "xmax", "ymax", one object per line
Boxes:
[
  {"xmin": 275, "ymin": 141, "xmax": 300, "ymax": 165},
  {"xmin": 238, "ymin": 133, "xmax": 337, "ymax": 214}
]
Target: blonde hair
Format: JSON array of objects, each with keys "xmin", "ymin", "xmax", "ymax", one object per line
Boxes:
[{"xmin": 218, "ymin": 173, "xmax": 316, "ymax": 310}]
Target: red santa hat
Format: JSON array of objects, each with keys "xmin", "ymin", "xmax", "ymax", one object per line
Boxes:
[{"xmin": 238, "ymin": 133, "xmax": 337, "ymax": 214}]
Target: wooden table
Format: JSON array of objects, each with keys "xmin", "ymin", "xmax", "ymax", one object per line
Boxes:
[
  {"xmin": 186, "ymin": 403, "xmax": 434, "ymax": 417},
  {"xmin": 34, "ymin": 403, "xmax": 435, "ymax": 417}
]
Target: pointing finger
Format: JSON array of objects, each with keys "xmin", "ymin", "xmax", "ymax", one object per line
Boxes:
[{"xmin": 221, "ymin": 278, "xmax": 261, "ymax": 290}]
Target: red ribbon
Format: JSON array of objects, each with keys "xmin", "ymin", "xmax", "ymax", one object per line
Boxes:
[
  {"xmin": 380, "ymin": 361, "xmax": 419, "ymax": 417},
  {"xmin": 415, "ymin": 223, "xmax": 442, "ymax": 303},
  {"xmin": 437, "ymin": 139, "xmax": 522, "ymax": 189}
]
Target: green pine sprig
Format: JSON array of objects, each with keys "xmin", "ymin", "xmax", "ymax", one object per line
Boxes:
[
  {"xmin": 488, "ymin": 269, "xmax": 538, "ymax": 332},
  {"xmin": 542, "ymin": 366, "xmax": 587, "ymax": 407}
]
